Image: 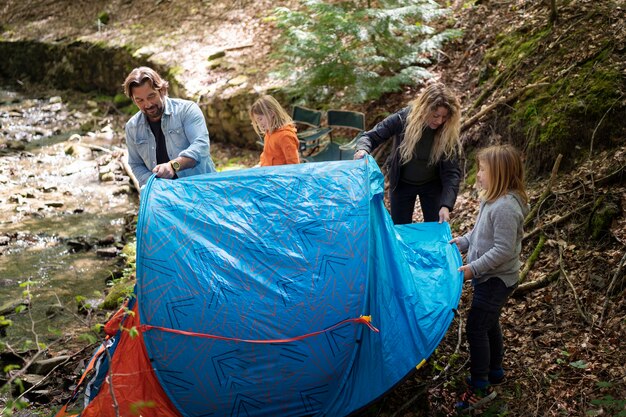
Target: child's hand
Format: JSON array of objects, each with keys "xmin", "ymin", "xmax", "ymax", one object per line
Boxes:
[
  {"xmin": 449, "ymin": 237, "xmax": 461, "ymax": 250},
  {"xmin": 458, "ymin": 265, "xmax": 473, "ymax": 281}
]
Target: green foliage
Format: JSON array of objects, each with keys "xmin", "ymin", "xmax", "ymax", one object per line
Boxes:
[
  {"xmin": 79, "ymin": 332, "xmax": 99, "ymax": 344},
  {"xmin": 127, "ymin": 326, "xmax": 139, "ymax": 339},
  {"xmin": 113, "ymin": 93, "xmax": 132, "ymax": 108},
  {"xmin": 588, "ymin": 395, "xmax": 626, "ymax": 416},
  {"xmin": 272, "ymin": 0, "xmax": 461, "ymax": 104},
  {"xmin": 569, "ymin": 359, "xmax": 588, "ymax": 369},
  {"xmin": 0, "ymin": 316, "xmax": 13, "ymax": 327},
  {"xmin": 97, "ymin": 11, "xmax": 110, "ymax": 25}
]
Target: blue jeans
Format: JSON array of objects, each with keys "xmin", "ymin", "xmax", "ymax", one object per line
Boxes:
[
  {"xmin": 389, "ymin": 179, "xmax": 442, "ymax": 224},
  {"xmin": 466, "ymin": 277, "xmax": 515, "ymax": 384}
]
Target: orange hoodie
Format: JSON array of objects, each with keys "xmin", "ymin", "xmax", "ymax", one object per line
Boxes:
[{"xmin": 259, "ymin": 125, "xmax": 300, "ymax": 166}]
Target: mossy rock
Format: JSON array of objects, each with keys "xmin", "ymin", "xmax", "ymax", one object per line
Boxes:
[
  {"xmin": 101, "ymin": 278, "xmax": 135, "ymax": 310},
  {"xmin": 588, "ymin": 194, "xmax": 621, "ymax": 240}
]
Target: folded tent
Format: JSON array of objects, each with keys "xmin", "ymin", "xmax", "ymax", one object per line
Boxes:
[{"xmin": 58, "ymin": 156, "xmax": 462, "ymax": 417}]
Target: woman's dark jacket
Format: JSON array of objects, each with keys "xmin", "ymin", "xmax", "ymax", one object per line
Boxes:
[{"xmin": 355, "ymin": 107, "xmax": 461, "ymax": 211}]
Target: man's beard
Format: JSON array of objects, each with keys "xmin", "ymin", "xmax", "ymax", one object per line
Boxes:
[{"xmin": 144, "ymin": 103, "xmax": 164, "ymax": 121}]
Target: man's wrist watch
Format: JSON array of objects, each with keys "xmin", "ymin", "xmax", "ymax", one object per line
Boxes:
[{"xmin": 169, "ymin": 160, "xmax": 181, "ymax": 172}]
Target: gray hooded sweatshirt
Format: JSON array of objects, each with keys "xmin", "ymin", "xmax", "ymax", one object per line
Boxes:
[{"xmin": 456, "ymin": 192, "xmax": 530, "ymax": 287}]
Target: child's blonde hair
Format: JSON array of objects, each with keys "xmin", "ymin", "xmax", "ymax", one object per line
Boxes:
[
  {"xmin": 400, "ymin": 82, "xmax": 462, "ymax": 165},
  {"xmin": 249, "ymin": 95, "xmax": 294, "ymax": 135},
  {"xmin": 477, "ymin": 144, "xmax": 528, "ymax": 204}
]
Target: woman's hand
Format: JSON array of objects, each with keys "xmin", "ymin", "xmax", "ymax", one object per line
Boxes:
[
  {"xmin": 354, "ymin": 150, "xmax": 369, "ymax": 160},
  {"xmin": 438, "ymin": 206, "xmax": 450, "ymax": 223}
]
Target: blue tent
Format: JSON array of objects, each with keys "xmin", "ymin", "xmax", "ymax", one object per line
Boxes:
[{"xmin": 135, "ymin": 156, "xmax": 462, "ymax": 416}]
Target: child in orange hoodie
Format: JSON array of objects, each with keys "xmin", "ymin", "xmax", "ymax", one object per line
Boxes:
[{"xmin": 250, "ymin": 95, "xmax": 300, "ymax": 166}]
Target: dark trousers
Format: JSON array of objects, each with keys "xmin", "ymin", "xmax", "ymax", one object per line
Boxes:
[
  {"xmin": 466, "ymin": 277, "xmax": 515, "ymax": 383},
  {"xmin": 389, "ymin": 180, "xmax": 442, "ymax": 224}
]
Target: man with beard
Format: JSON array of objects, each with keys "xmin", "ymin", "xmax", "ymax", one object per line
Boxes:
[{"xmin": 123, "ymin": 66, "xmax": 216, "ymax": 188}]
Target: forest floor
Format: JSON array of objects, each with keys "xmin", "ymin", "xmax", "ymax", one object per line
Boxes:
[{"xmin": 1, "ymin": 0, "xmax": 625, "ymax": 416}]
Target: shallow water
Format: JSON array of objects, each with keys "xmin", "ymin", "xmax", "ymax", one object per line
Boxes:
[{"xmin": 0, "ymin": 89, "xmax": 137, "ymax": 346}]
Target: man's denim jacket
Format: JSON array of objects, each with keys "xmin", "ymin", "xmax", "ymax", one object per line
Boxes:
[{"xmin": 125, "ymin": 97, "xmax": 216, "ymax": 186}]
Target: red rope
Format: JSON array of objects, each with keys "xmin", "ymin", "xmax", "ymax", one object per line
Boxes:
[{"xmin": 138, "ymin": 315, "xmax": 379, "ymax": 344}]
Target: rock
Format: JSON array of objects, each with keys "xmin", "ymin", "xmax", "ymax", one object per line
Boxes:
[
  {"xmin": 41, "ymin": 186, "xmax": 58, "ymax": 193},
  {"xmin": 30, "ymin": 355, "xmax": 70, "ymax": 375},
  {"xmin": 26, "ymin": 389, "xmax": 54, "ymax": 404},
  {"xmin": 44, "ymin": 201, "xmax": 64, "ymax": 208},
  {"xmin": 98, "ymin": 234, "xmax": 116, "ymax": 245},
  {"xmin": 49, "ymin": 96, "xmax": 63, "ymax": 104},
  {"xmin": 100, "ymin": 172, "xmax": 115, "ymax": 182},
  {"xmin": 86, "ymin": 100, "xmax": 98, "ymax": 108},
  {"xmin": 11, "ymin": 374, "xmax": 45, "ymax": 396},
  {"xmin": 228, "ymin": 75, "xmax": 248, "ymax": 86},
  {"xmin": 67, "ymin": 238, "xmax": 93, "ymax": 252},
  {"xmin": 96, "ymin": 247, "xmax": 118, "ymax": 258},
  {"xmin": 113, "ymin": 185, "xmax": 131, "ymax": 195},
  {"xmin": 0, "ymin": 236, "xmax": 10, "ymax": 245},
  {"xmin": 207, "ymin": 58, "xmax": 223, "ymax": 69},
  {"xmin": 0, "ymin": 298, "xmax": 29, "ymax": 316},
  {"xmin": 0, "ymin": 278, "xmax": 14, "ymax": 287},
  {"xmin": 8, "ymin": 194, "xmax": 23, "ymax": 203},
  {"xmin": 133, "ymin": 46, "xmax": 158, "ymax": 58}
]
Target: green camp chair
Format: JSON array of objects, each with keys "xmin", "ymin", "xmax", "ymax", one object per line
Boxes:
[
  {"xmin": 329, "ymin": 109, "xmax": 365, "ymax": 160},
  {"xmin": 256, "ymin": 105, "xmax": 328, "ymax": 149},
  {"xmin": 293, "ymin": 105, "xmax": 332, "ymax": 158},
  {"xmin": 293, "ymin": 105, "xmax": 323, "ymax": 129},
  {"xmin": 302, "ymin": 109, "xmax": 365, "ymax": 163}
]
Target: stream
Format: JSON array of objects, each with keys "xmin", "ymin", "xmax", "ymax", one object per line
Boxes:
[{"xmin": 0, "ymin": 88, "xmax": 138, "ymax": 347}]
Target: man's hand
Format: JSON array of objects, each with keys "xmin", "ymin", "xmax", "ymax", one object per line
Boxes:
[
  {"xmin": 438, "ymin": 206, "xmax": 450, "ymax": 223},
  {"xmin": 354, "ymin": 150, "xmax": 368, "ymax": 160},
  {"xmin": 449, "ymin": 237, "xmax": 461, "ymax": 250},
  {"xmin": 152, "ymin": 162, "xmax": 176, "ymax": 179}
]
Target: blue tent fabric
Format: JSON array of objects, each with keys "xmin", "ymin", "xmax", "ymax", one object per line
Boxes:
[{"xmin": 135, "ymin": 156, "xmax": 463, "ymax": 417}]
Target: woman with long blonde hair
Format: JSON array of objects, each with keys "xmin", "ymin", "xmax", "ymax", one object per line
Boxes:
[
  {"xmin": 250, "ymin": 95, "xmax": 300, "ymax": 166},
  {"xmin": 355, "ymin": 82, "xmax": 462, "ymax": 224}
]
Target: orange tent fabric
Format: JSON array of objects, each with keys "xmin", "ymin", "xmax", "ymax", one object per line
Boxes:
[{"xmin": 58, "ymin": 301, "xmax": 181, "ymax": 417}]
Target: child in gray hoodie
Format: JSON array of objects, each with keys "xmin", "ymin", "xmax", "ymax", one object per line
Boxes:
[{"xmin": 450, "ymin": 144, "xmax": 529, "ymax": 413}]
